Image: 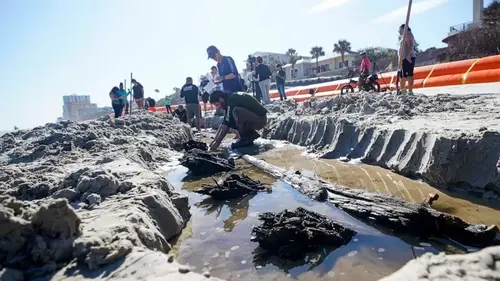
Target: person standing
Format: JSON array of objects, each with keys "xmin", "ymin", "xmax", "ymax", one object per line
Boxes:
[
  {"xmin": 210, "ymin": 66, "xmax": 223, "ymax": 92},
  {"xmin": 180, "ymin": 77, "xmax": 201, "ymax": 132},
  {"xmin": 109, "ymin": 87, "xmax": 124, "ymax": 118},
  {"xmin": 254, "ymin": 56, "xmax": 272, "ymax": 104},
  {"xmin": 131, "ymin": 79, "xmax": 145, "ymax": 109},
  {"xmin": 275, "ymin": 64, "xmax": 287, "ymax": 101},
  {"xmin": 206, "ymin": 45, "xmax": 243, "ymax": 95},
  {"xmin": 164, "ymin": 95, "xmax": 172, "ymax": 114},
  {"xmin": 118, "ymin": 82, "xmax": 128, "ymax": 115},
  {"xmin": 398, "ymin": 24, "xmax": 417, "ymax": 94}
]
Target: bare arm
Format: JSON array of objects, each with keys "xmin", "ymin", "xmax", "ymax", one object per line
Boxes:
[
  {"xmin": 210, "ymin": 124, "xmax": 230, "ymax": 151},
  {"xmin": 405, "ymin": 34, "xmax": 414, "ymax": 58}
]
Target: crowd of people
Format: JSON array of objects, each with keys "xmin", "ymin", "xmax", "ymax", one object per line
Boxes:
[{"xmin": 109, "ymin": 24, "xmax": 416, "ymax": 149}]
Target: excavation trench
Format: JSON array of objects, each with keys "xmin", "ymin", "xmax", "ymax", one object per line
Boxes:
[{"xmin": 164, "ymin": 138, "xmax": 499, "ymax": 281}]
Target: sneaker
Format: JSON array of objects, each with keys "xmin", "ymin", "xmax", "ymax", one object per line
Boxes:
[{"xmin": 231, "ymin": 138, "xmax": 254, "ymax": 149}]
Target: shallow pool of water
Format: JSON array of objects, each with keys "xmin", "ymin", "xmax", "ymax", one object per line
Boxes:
[
  {"xmin": 164, "ymin": 158, "xmax": 464, "ymax": 281},
  {"xmin": 244, "ymin": 140, "xmax": 500, "ymax": 228}
]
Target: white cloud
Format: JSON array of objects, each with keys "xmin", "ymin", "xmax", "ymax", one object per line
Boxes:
[
  {"xmin": 372, "ymin": 0, "xmax": 449, "ymax": 24},
  {"xmin": 308, "ymin": 0, "xmax": 352, "ymax": 14}
]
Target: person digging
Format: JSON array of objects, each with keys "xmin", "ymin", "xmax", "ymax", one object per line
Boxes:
[{"xmin": 208, "ymin": 91, "xmax": 267, "ymax": 151}]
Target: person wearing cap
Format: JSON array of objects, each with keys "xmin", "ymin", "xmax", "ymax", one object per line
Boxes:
[
  {"xmin": 180, "ymin": 77, "xmax": 202, "ymax": 132},
  {"xmin": 359, "ymin": 52, "xmax": 372, "ymax": 91},
  {"xmin": 206, "ymin": 46, "xmax": 243, "ymax": 95},
  {"xmin": 208, "ymin": 91, "xmax": 267, "ymax": 150}
]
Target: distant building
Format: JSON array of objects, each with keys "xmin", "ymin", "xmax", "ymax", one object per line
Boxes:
[
  {"xmin": 442, "ymin": 0, "xmax": 483, "ymax": 45},
  {"xmin": 250, "ymin": 52, "xmax": 290, "ymax": 65},
  {"xmin": 61, "ymin": 94, "xmax": 112, "ymax": 121},
  {"xmin": 282, "ymin": 51, "xmax": 358, "ymax": 80}
]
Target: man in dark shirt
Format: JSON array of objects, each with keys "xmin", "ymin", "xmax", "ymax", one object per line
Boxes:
[
  {"xmin": 131, "ymin": 79, "xmax": 145, "ymax": 109},
  {"xmin": 275, "ymin": 64, "xmax": 287, "ymax": 101},
  {"xmin": 208, "ymin": 91, "xmax": 267, "ymax": 150},
  {"xmin": 253, "ymin": 56, "xmax": 272, "ymax": 104},
  {"xmin": 206, "ymin": 45, "xmax": 243, "ymax": 95},
  {"xmin": 173, "ymin": 105, "xmax": 187, "ymax": 123},
  {"xmin": 180, "ymin": 77, "xmax": 201, "ymax": 132}
]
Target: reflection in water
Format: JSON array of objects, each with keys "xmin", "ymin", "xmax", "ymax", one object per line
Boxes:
[
  {"xmin": 255, "ymin": 145, "xmax": 500, "ymax": 227},
  {"xmin": 196, "ymin": 194, "xmax": 256, "ymax": 233},
  {"xmin": 164, "ymin": 161, "xmax": 464, "ymax": 281}
]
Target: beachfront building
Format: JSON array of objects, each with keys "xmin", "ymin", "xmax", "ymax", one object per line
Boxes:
[
  {"xmin": 61, "ymin": 94, "xmax": 112, "ymax": 121},
  {"xmin": 442, "ymin": 0, "xmax": 484, "ymax": 45},
  {"xmin": 282, "ymin": 51, "xmax": 358, "ymax": 80},
  {"xmin": 250, "ymin": 52, "xmax": 290, "ymax": 65}
]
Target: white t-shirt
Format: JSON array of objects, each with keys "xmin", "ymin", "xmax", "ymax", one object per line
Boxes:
[{"xmin": 209, "ymin": 73, "xmax": 223, "ymax": 92}]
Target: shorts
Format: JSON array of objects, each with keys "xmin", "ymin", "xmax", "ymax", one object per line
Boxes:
[
  {"xmin": 399, "ymin": 57, "xmax": 416, "ymax": 78},
  {"xmin": 134, "ymin": 96, "xmax": 144, "ymax": 101},
  {"xmin": 185, "ymin": 103, "xmax": 201, "ymax": 121}
]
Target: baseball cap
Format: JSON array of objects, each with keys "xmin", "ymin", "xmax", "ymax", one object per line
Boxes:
[{"xmin": 207, "ymin": 45, "xmax": 219, "ymax": 59}]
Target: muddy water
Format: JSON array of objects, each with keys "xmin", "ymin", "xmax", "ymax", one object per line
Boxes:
[
  {"xmin": 164, "ymin": 159, "xmax": 463, "ymax": 281},
  {"xmin": 245, "ymin": 140, "xmax": 500, "ymax": 228}
]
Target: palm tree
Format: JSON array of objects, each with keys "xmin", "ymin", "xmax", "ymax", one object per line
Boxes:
[
  {"xmin": 333, "ymin": 39, "xmax": 352, "ymax": 69},
  {"xmin": 310, "ymin": 46, "xmax": 325, "ymax": 74},
  {"xmin": 286, "ymin": 48, "xmax": 301, "ymax": 79}
]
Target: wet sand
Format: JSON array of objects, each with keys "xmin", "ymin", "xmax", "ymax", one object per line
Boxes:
[{"xmin": 252, "ymin": 142, "xmax": 500, "ymax": 228}]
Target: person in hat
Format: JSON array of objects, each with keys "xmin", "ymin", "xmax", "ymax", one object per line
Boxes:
[
  {"xmin": 208, "ymin": 91, "xmax": 267, "ymax": 150},
  {"xmin": 206, "ymin": 45, "xmax": 243, "ymax": 95}
]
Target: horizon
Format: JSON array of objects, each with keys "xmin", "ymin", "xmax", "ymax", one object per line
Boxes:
[{"xmin": 0, "ymin": 0, "xmax": 493, "ymax": 131}]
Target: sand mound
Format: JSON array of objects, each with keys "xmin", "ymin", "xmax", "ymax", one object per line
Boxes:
[
  {"xmin": 0, "ymin": 112, "xmax": 218, "ymax": 280},
  {"xmin": 264, "ymin": 92, "xmax": 500, "ymax": 197}
]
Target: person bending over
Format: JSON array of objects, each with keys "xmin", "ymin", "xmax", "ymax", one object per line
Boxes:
[
  {"xmin": 209, "ymin": 91, "xmax": 267, "ymax": 151},
  {"xmin": 173, "ymin": 105, "xmax": 187, "ymax": 123}
]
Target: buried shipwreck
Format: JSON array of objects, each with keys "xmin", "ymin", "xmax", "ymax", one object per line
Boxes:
[{"xmin": 2, "ymin": 89, "xmax": 500, "ymax": 280}]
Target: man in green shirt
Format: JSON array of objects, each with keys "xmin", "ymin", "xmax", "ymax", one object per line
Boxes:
[
  {"xmin": 164, "ymin": 96, "xmax": 172, "ymax": 114},
  {"xmin": 209, "ymin": 91, "xmax": 267, "ymax": 150}
]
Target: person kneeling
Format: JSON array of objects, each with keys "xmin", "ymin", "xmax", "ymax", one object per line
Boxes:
[{"xmin": 209, "ymin": 91, "xmax": 267, "ymax": 151}]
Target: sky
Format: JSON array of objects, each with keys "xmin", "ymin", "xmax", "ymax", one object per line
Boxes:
[{"xmin": 0, "ymin": 0, "xmax": 493, "ymax": 131}]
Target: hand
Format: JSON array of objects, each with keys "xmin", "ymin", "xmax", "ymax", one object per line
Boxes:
[{"xmin": 405, "ymin": 56, "xmax": 412, "ymax": 62}]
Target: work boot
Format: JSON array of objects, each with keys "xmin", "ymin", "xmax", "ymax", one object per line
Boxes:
[
  {"xmin": 231, "ymin": 138, "xmax": 254, "ymax": 149},
  {"xmin": 249, "ymin": 130, "xmax": 260, "ymax": 141}
]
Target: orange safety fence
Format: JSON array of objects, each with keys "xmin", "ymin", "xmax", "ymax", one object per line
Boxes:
[{"xmin": 139, "ymin": 55, "xmax": 500, "ymax": 114}]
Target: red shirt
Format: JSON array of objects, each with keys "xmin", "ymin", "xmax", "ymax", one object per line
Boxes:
[{"xmin": 360, "ymin": 57, "xmax": 372, "ymax": 73}]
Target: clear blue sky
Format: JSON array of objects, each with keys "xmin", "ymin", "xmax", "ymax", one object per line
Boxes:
[{"xmin": 0, "ymin": 0, "xmax": 491, "ymax": 130}]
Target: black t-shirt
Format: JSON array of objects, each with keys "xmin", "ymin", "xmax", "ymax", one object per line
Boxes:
[
  {"xmin": 174, "ymin": 109, "xmax": 187, "ymax": 123},
  {"xmin": 254, "ymin": 64, "xmax": 272, "ymax": 82},
  {"xmin": 276, "ymin": 70, "xmax": 286, "ymax": 84},
  {"xmin": 132, "ymin": 83, "xmax": 144, "ymax": 99},
  {"xmin": 180, "ymin": 84, "xmax": 200, "ymax": 104}
]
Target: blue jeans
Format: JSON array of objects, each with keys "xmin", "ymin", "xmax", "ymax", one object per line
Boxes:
[
  {"xmin": 112, "ymin": 103, "xmax": 124, "ymax": 118},
  {"xmin": 276, "ymin": 84, "xmax": 286, "ymax": 100}
]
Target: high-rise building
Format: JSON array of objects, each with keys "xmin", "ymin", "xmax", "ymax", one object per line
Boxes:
[{"xmin": 61, "ymin": 94, "xmax": 99, "ymax": 121}]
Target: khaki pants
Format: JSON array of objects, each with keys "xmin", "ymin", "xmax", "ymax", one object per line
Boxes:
[
  {"xmin": 186, "ymin": 103, "xmax": 201, "ymax": 125},
  {"xmin": 258, "ymin": 79, "xmax": 271, "ymax": 104},
  {"xmin": 232, "ymin": 106, "xmax": 267, "ymax": 138}
]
